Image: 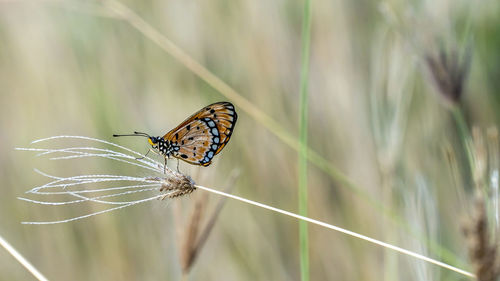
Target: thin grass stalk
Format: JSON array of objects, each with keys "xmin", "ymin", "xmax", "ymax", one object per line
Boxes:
[
  {"xmin": 180, "ymin": 195, "xmax": 206, "ymax": 275},
  {"xmin": 298, "ymin": 0, "xmax": 312, "ymax": 280},
  {"xmin": 0, "ymin": 234, "xmax": 49, "ymax": 281},
  {"xmin": 194, "ymin": 185, "xmax": 475, "ymax": 278},
  {"xmin": 180, "ymin": 174, "xmax": 237, "ymax": 278}
]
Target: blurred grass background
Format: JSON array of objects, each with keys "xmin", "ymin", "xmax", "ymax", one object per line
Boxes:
[{"xmin": 1, "ymin": 0, "xmax": 500, "ymax": 280}]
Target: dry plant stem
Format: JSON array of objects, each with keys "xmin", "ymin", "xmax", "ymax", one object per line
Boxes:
[
  {"xmin": 189, "ymin": 196, "xmax": 217, "ymax": 254},
  {"xmin": 194, "ymin": 184, "xmax": 475, "ymax": 278},
  {"xmin": 189, "ymin": 184, "xmax": 235, "ymax": 268},
  {"xmin": 0, "ymin": 234, "xmax": 49, "ymax": 281},
  {"xmin": 180, "ymin": 171, "xmax": 239, "ymax": 277},
  {"xmin": 181, "ymin": 194, "xmax": 207, "ymax": 275}
]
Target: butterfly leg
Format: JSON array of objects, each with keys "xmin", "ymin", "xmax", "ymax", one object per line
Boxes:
[
  {"xmin": 176, "ymin": 159, "xmax": 180, "ymax": 172},
  {"xmin": 136, "ymin": 148, "xmax": 154, "ymax": 160}
]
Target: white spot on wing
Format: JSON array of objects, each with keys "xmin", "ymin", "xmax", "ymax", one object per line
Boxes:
[{"xmin": 212, "ymin": 128, "xmax": 219, "ymax": 136}]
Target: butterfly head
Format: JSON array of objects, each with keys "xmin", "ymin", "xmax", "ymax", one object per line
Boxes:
[
  {"xmin": 147, "ymin": 136, "xmax": 159, "ymax": 148},
  {"xmin": 148, "ymin": 136, "xmax": 171, "ymax": 156}
]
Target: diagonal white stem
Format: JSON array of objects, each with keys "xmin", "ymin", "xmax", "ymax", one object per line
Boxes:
[
  {"xmin": 194, "ymin": 184, "xmax": 475, "ymax": 278},
  {"xmin": 0, "ymin": 234, "xmax": 49, "ymax": 281}
]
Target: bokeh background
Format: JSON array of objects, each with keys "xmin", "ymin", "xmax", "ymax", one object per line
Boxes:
[{"xmin": 1, "ymin": 0, "xmax": 500, "ymax": 280}]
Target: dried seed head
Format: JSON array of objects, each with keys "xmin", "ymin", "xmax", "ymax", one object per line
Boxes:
[
  {"xmin": 425, "ymin": 47, "xmax": 471, "ymax": 106},
  {"xmin": 463, "ymin": 196, "xmax": 500, "ymax": 281},
  {"xmin": 148, "ymin": 167, "xmax": 196, "ymax": 199}
]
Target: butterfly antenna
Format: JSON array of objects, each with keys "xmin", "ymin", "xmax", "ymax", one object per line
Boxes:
[{"xmin": 113, "ymin": 132, "xmax": 151, "ymax": 138}]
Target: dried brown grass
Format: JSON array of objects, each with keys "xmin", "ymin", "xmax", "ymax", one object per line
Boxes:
[
  {"xmin": 463, "ymin": 196, "xmax": 500, "ymax": 281},
  {"xmin": 176, "ymin": 171, "xmax": 239, "ymax": 278}
]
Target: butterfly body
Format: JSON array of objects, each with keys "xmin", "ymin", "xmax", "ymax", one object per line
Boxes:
[
  {"xmin": 116, "ymin": 102, "xmax": 237, "ymax": 167},
  {"xmin": 148, "ymin": 137, "xmax": 179, "ymax": 158}
]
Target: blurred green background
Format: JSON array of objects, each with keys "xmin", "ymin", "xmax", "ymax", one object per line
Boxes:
[{"xmin": 1, "ymin": 0, "xmax": 499, "ymax": 280}]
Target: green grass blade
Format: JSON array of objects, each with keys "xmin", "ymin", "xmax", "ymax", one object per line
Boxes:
[{"xmin": 298, "ymin": 0, "xmax": 312, "ymax": 280}]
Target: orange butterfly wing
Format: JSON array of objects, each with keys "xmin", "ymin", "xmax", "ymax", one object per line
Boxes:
[{"xmin": 163, "ymin": 102, "xmax": 237, "ymax": 166}]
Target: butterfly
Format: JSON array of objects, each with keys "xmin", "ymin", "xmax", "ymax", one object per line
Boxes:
[{"xmin": 114, "ymin": 102, "xmax": 237, "ymax": 167}]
